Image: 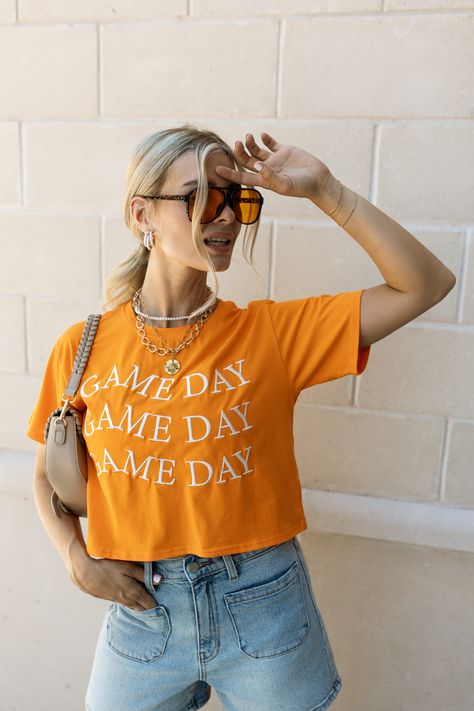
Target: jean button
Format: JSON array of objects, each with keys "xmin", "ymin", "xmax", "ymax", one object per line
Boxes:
[{"xmin": 188, "ymin": 562, "xmax": 199, "ymax": 573}]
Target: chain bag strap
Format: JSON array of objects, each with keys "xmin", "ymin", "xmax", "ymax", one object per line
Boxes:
[{"xmin": 44, "ymin": 314, "xmax": 102, "ymax": 518}]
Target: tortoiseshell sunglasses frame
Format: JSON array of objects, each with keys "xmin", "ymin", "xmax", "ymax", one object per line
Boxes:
[{"xmin": 137, "ymin": 186, "xmax": 264, "ymax": 225}]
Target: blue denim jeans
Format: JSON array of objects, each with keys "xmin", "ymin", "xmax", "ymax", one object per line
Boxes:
[{"xmin": 85, "ymin": 536, "xmax": 342, "ymax": 711}]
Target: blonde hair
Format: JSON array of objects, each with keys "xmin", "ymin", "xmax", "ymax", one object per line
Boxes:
[{"xmin": 102, "ymin": 124, "xmax": 262, "ymax": 319}]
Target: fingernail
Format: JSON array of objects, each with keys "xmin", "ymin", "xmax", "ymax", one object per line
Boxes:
[
  {"xmin": 255, "ymin": 163, "xmax": 263, "ymax": 171},
  {"xmin": 153, "ymin": 573, "xmax": 162, "ymax": 584}
]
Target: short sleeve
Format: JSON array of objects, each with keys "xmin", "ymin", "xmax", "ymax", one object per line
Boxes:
[
  {"xmin": 265, "ymin": 289, "xmax": 371, "ymax": 394},
  {"xmin": 26, "ymin": 321, "xmax": 85, "ymax": 444}
]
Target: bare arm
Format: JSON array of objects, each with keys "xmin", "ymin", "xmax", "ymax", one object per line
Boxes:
[
  {"xmin": 312, "ymin": 176, "xmax": 456, "ymax": 348},
  {"xmin": 33, "ymin": 443, "xmax": 89, "ymax": 579},
  {"xmin": 33, "ymin": 443, "xmax": 157, "ymax": 610}
]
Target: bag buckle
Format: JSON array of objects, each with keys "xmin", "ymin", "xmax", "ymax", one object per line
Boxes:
[
  {"xmin": 58, "ymin": 397, "xmax": 72, "ymax": 420},
  {"xmin": 53, "ymin": 397, "xmax": 73, "ymax": 445}
]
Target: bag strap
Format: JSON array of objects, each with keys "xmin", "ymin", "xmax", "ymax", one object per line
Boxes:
[{"xmin": 63, "ymin": 314, "xmax": 102, "ymax": 399}]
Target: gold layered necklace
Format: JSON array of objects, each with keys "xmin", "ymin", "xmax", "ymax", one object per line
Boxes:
[{"xmin": 132, "ymin": 287, "xmax": 217, "ymax": 375}]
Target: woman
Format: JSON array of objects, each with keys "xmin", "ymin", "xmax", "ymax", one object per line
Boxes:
[{"xmin": 27, "ymin": 126, "xmax": 455, "ymax": 711}]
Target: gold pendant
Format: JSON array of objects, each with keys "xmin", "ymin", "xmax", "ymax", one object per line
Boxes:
[{"xmin": 164, "ymin": 358, "xmax": 180, "ymax": 375}]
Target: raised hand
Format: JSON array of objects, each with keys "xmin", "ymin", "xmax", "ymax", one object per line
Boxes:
[{"xmin": 215, "ymin": 132, "xmax": 333, "ymax": 201}]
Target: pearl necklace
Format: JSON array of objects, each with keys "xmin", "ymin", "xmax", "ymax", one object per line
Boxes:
[{"xmin": 133, "ymin": 286, "xmax": 213, "ymax": 321}]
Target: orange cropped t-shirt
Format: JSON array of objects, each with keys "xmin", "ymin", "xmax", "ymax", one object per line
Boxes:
[{"xmin": 27, "ymin": 290, "xmax": 371, "ymax": 561}]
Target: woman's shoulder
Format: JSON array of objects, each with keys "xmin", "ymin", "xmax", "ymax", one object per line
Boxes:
[
  {"xmin": 53, "ymin": 308, "xmax": 108, "ymax": 354},
  {"xmin": 60, "ymin": 299, "xmax": 122, "ymax": 337},
  {"xmin": 58, "ymin": 319, "xmax": 87, "ymax": 343}
]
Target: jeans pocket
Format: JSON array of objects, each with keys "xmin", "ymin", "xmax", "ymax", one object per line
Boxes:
[
  {"xmin": 224, "ymin": 560, "xmax": 309, "ymax": 659},
  {"xmin": 106, "ymin": 602, "xmax": 171, "ymax": 663}
]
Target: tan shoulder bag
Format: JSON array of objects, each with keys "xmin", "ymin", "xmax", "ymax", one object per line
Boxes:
[{"xmin": 43, "ymin": 314, "xmax": 101, "ymax": 519}]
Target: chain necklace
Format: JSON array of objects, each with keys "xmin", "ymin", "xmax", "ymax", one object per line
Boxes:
[{"xmin": 132, "ymin": 289, "xmax": 217, "ymax": 375}]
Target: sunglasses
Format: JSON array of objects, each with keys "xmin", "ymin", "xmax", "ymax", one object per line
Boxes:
[{"xmin": 138, "ymin": 186, "xmax": 264, "ymax": 225}]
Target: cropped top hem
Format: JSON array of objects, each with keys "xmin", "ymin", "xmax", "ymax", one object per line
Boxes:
[{"xmin": 86, "ymin": 518, "xmax": 308, "ymax": 562}]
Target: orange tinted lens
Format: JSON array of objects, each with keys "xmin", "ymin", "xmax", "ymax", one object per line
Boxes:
[
  {"xmin": 188, "ymin": 189, "xmax": 224, "ymax": 223},
  {"xmin": 234, "ymin": 189, "xmax": 262, "ymax": 224},
  {"xmin": 188, "ymin": 188, "xmax": 262, "ymax": 224}
]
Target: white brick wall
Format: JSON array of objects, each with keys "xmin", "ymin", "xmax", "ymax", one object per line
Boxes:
[
  {"xmin": 1, "ymin": 3, "xmax": 473, "ymax": 709},
  {"xmin": 0, "ymin": 25, "xmax": 98, "ymax": 119},
  {"xmin": 0, "ymin": 294, "xmax": 25, "ymax": 373},
  {"xmin": 444, "ymin": 420, "xmax": 474, "ymax": 506},
  {"xmin": 0, "ymin": 122, "xmax": 20, "ymax": 203},
  {"xmin": 358, "ymin": 327, "xmax": 474, "ymax": 418},
  {"xmin": 23, "ymin": 123, "xmax": 149, "ymax": 210},
  {"xmin": 280, "ymin": 15, "xmax": 474, "ymax": 118},
  {"xmin": 295, "ymin": 404, "xmax": 444, "ymax": 500},
  {"xmin": 0, "ymin": 214, "xmax": 101, "ymax": 294},
  {"xmin": 377, "ymin": 125, "xmax": 474, "ymax": 223},
  {"xmin": 101, "ymin": 21, "xmax": 279, "ymax": 118}
]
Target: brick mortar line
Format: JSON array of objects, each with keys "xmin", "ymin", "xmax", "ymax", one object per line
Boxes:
[
  {"xmin": 404, "ymin": 320, "xmax": 474, "ymax": 332},
  {"xmin": 266, "ymin": 218, "xmax": 474, "ymax": 230},
  {"xmin": 296, "ymin": 402, "xmax": 474, "ymax": 424},
  {"xmin": 99, "ymin": 217, "xmax": 106, "ymax": 301},
  {"xmin": 0, "ymin": 18, "xmax": 271, "ymax": 28},
  {"xmin": 190, "ymin": 10, "xmax": 474, "ymax": 18},
  {"xmin": 22, "ymin": 295, "xmax": 29, "ymax": 374},
  {"xmin": 437, "ymin": 417, "xmax": 452, "ymax": 502},
  {"xmin": 351, "ymin": 366, "xmax": 359, "ymax": 407},
  {"xmin": 96, "ymin": 23, "xmax": 101, "ymax": 118},
  {"xmin": 370, "ymin": 124, "xmax": 380, "ymax": 205},
  {"xmin": 6, "ymin": 11, "xmax": 474, "ymax": 25},
  {"xmin": 455, "ymin": 230, "xmax": 470, "ymax": 324},
  {"xmin": 17, "ymin": 121, "xmax": 24, "ymax": 205},
  {"xmin": 11, "ymin": 118, "xmax": 474, "ymax": 126},
  {"xmin": 275, "ymin": 18, "xmax": 283, "ymax": 118}
]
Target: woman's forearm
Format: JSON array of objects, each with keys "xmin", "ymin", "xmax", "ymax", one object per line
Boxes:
[
  {"xmin": 312, "ymin": 174, "xmax": 456, "ymax": 297},
  {"xmin": 33, "ymin": 474, "xmax": 89, "ymax": 576}
]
